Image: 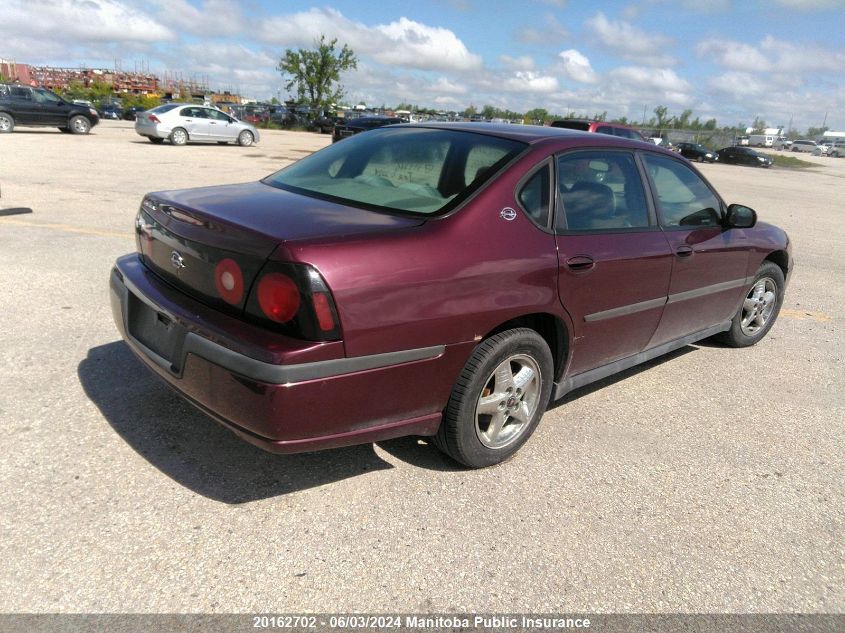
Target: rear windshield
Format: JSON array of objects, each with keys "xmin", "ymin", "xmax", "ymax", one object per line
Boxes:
[
  {"xmin": 550, "ymin": 120, "xmax": 590, "ymax": 131},
  {"xmin": 148, "ymin": 104, "xmax": 180, "ymax": 114},
  {"xmin": 263, "ymin": 127, "xmax": 526, "ymax": 216}
]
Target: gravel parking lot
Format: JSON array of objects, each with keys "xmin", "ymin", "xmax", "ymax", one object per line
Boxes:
[{"xmin": 0, "ymin": 122, "xmax": 842, "ymax": 614}]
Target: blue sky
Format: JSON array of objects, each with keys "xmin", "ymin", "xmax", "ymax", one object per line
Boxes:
[{"xmin": 2, "ymin": 0, "xmax": 844, "ymax": 131}]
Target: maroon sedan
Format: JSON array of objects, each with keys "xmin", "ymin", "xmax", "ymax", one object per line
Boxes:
[{"xmin": 110, "ymin": 124, "xmax": 792, "ymax": 467}]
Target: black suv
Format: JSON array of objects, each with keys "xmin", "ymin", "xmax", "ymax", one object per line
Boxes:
[{"xmin": 0, "ymin": 84, "xmax": 100, "ymax": 134}]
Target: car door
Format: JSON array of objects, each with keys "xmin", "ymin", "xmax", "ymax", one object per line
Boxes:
[
  {"xmin": 640, "ymin": 152, "xmax": 750, "ymax": 348},
  {"xmin": 554, "ymin": 150, "xmax": 673, "ymax": 375},
  {"xmin": 177, "ymin": 106, "xmax": 209, "ymax": 140},
  {"xmin": 31, "ymin": 88, "xmax": 68, "ymax": 125},
  {"xmin": 9, "ymin": 86, "xmax": 40, "ymax": 124},
  {"xmin": 205, "ymin": 108, "xmax": 238, "ymax": 141}
]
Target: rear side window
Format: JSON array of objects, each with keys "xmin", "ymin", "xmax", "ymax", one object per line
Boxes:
[
  {"xmin": 10, "ymin": 86, "xmax": 31, "ymax": 100},
  {"xmin": 642, "ymin": 154, "xmax": 722, "ymax": 228},
  {"xmin": 517, "ymin": 163, "xmax": 552, "ymax": 228},
  {"xmin": 557, "ymin": 151, "xmax": 650, "ymax": 232}
]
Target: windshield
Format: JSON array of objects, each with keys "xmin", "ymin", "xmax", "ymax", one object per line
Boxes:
[{"xmin": 263, "ymin": 127, "xmax": 526, "ymax": 216}]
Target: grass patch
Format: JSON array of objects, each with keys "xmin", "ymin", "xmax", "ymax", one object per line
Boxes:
[{"xmin": 771, "ymin": 154, "xmax": 817, "ymax": 169}]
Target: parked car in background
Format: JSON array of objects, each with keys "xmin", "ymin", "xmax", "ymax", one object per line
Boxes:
[
  {"xmin": 716, "ymin": 146, "xmax": 773, "ymax": 167},
  {"xmin": 331, "ymin": 115, "xmax": 403, "ymax": 142},
  {"xmin": 0, "ymin": 83, "xmax": 99, "ymax": 134},
  {"xmin": 550, "ymin": 119, "xmax": 647, "ymax": 141},
  {"xmin": 791, "ymin": 139, "xmax": 819, "ymax": 153},
  {"xmin": 135, "ymin": 103, "xmax": 259, "ymax": 146},
  {"xmin": 813, "ymin": 141, "xmax": 832, "ymax": 156},
  {"xmin": 827, "ymin": 141, "xmax": 845, "ymax": 157},
  {"xmin": 676, "ymin": 142, "xmax": 718, "ymax": 163},
  {"xmin": 111, "ymin": 123, "xmax": 791, "ymax": 468},
  {"xmin": 99, "ymin": 104, "xmax": 123, "ymax": 120},
  {"xmin": 123, "ymin": 106, "xmax": 146, "ymax": 121},
  {"xmin": 311, "ymin": 112, "xmax": 335, "ymax": 134}
]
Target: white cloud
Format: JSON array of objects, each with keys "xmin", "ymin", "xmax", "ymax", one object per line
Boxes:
[
  {"xmin": 515, "ymin": 14, "xmax": 569, "ymax": 45},
  {"xmin": 257, "ymin": 9, "xmax": 481, "ymax": 72},
  {"xmin": 772, "ymin": 0, "xmax": 842, "ymax": 8},
  {"xmin": 558, "ymin": 49, "xmax": 597, "ymax": 83},
  {"xmin": 696, "ymin": 40, "xmax": 772, "ymax": 72},
  {"xmin": 499, "ymin": 55, "xmax": 535, "ymax": 71},
  {"xmin": 608, "ymin": 66, "xmax": 694, "ymax": 105},
  {"xmin": 585, "ymin": 12, "xmax": 675, "ymax": 66},
  {"xmin": 698, "ymin": 35, "xmax": 845, "ymax": 77},
  {"xmin": 375, "ymin": 17, "xmax": 482, "ymax": 71},
  {"xmin": 708, "ymin": 71, "xmax": 769, "ymax": 98},
  {"xmin": 149, "ymin": 0, "xmax": 245, "ymax": 37},
  {"xmin": 1, "ymin": 0, "xmax": 173, "ymax": 43},
  {"xmin": 502, "ymin": 71, "xmax": 559, "ymax": 93}
]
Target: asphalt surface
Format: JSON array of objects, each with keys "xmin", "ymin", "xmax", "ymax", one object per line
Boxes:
[{"xmin": 0, "ymin": 122, "xmax": 842, "ymax": 614}]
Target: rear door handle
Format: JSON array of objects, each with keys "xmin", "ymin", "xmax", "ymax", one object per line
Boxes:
[
  {"xmin": 675, "ymin": 246, "xmax": 694, "ymax": 258},
  {"xmin": 566, "ymin": 255, "xmax": 595, "ymax": 271}
]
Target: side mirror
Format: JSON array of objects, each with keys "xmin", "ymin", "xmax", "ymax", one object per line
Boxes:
[{"xmin": 725, "ymin": 203, "xmax": 757, "ymax": 228}]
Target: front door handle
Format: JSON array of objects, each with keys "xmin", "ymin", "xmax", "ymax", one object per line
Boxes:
[
  {"xmin": 675, "ymin": 246, "xmax": 694, "ymax": 258},
  {"xmin": 566, "ymin": 255, "xmax": 595, "ymax": 271}
]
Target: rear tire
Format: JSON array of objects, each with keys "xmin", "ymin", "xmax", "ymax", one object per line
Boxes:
[
  {"xmin": 716, "ymin": 261, "xmax": 784, "ymax": 348},
  {"xmin": 432, "ymin": 328, "xmax": 553, "ymax": 468},
  {"xmin": 69, "ymin": 115, "xmax": 91, "ymax": 134},
  {"xmin": 170, "ymin": 127, "xmax": 188, "ymax": 145},
  {"xmin": 0, "ymin": 113, "xmax": 14, "ymax": 133}
]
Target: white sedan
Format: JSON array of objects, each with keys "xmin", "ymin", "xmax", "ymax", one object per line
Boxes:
[{"xmin": 135, "ymin": 103, "xmax": 260, "ymax": 146}]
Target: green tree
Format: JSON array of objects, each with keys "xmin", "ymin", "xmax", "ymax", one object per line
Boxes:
[
  {"xmin": 653, "ymin": 105, "xmax": 673, "ymax": 134},
  {"xmin": 806, "ymin": 125, "xmax": 829, "ymax": 138},
  {"xmin": 278, "ymin": 35, "xmax": 357, "ymax": 113}
]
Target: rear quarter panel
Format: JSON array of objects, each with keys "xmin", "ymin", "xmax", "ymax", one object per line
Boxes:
[{"xmin": 274, "ymin": 156, "xmax": 564, "ymax": 359}]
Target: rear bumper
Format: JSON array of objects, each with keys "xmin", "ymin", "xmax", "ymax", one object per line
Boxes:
[{"xmin": 110, "ymin": 255, "xmax": 467, "ymax": 454}]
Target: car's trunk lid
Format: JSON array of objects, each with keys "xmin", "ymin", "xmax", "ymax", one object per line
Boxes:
[{"xmin": 136, "ymin": 181, "xmax": 424, "ymax": 314}]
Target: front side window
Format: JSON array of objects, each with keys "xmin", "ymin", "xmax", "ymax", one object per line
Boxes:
[
  {"xmin": 263, "ymin": 127, "xmax": 526, "ymax": 216},
  {"xmin": 556, "ymin": 151, "xmax": 650, "ymax": 231},
  {"xmin": 642, "ymin": 153, "xmax": 722, "ymax": 228},
  {"xmin": 32, "ymin": 88, "xmax": 61, "ymax": 105},
  {"xmin": 206, "ymin": 109, "xmax": 230, "ymax": 122}
]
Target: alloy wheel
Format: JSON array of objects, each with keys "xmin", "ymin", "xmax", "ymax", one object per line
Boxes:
[
  {"xmin": 474, "ymin": 354, "xmax": 541, "ymax": 450},
  {"xmin": 740, "ymin": 277, "xmax": 777, "ymax": 336}
]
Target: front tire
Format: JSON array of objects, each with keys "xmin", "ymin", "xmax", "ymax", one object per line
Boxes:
[
  {"xmin": 0, "ymin": 113, "xmax": 15, "ymax": 133},
  {"xmin": 237, "ymin": 130, "xmax": 254, "ymax": 147},
  {"xmin": 716, "ymin": 261, "xmax": 784, "ymax": 348},
  {"xmin": 433, "ymin": 328, "xmax": 553, "ymax": 468},
  {"xmin": 169, "ymin": 127, "xmax": 188, "ymax": 145},
  {"xmin": 69, "ymin": 115, "xmax": 91, "ymax": 134}
]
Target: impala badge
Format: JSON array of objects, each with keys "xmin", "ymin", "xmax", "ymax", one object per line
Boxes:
[
  {"xmin": 500, "ymin": 207, "xmax": 517, "ymax": 221},
  {"xmin": 170, "ymin": 250, "xmax": 186, "ymax": 270}
]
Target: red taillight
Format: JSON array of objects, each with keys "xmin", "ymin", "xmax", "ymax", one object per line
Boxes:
[
  {"xmin": 149, "ymin": 114, "xmax": 161, "ymax": 123},
  {"xmin": 214, "ymin": 258, "xmax": 244, "ymax": 305},
  {"xmin": 256, "ymin": 273, "xmax": 301, "ymax": 323},
  {"xmin": 312, "ymin": 292, "xmax": 336, "ymax": 331}
]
